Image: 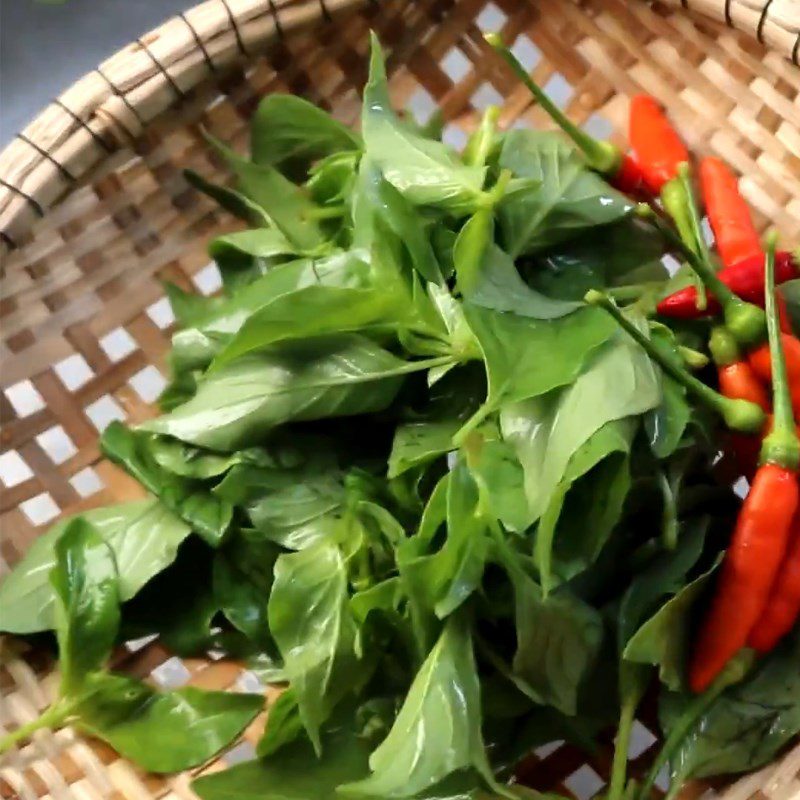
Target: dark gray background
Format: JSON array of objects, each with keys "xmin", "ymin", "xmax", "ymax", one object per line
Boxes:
[{"xmin": 1, "ymin": 0, "xmax": 191, "ymax": 144}]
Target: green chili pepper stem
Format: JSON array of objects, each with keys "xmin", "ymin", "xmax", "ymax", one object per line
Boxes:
[
  {"xmin": 708, "ymin": 326, "xmax": 741, "ymax": 367},
  {"xmin": 484, "ymin": 33, "xmax": 621, "ymax": 175},
  {"xmin": 463, "ymin": 105, "xmax": 501, "ymax": 169},
  {"xmin": 678, "ymin": 346, "xmax": 709, "ymax": 371},
  {"xmin": 584, "ymin": 290, "xmax": 766, "ymax": 433},
  {"xmin": 760, "ymin": 232, "xmax": 800, "ymax": 469},
  {"xmin": 305, "ymin": 204, "xmax": 346, "ymax": 220},
  {"xmin": 636, "ymin": 204, "xmax": 766, "ymax": 345},
  {"xmin": 661, "ymin": 179, "xmax": 699, "ymax": 257},
  {"xmin": 637, "ymin": 651, "xmax": 755, "ymax": 800}
]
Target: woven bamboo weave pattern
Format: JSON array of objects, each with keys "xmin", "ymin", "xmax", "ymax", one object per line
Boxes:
[{"xmin": 0, "ymin": 1, "xmax": 799, "ymax": 798}]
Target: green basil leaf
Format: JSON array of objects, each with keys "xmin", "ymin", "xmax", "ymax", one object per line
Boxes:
[
  {"xmin": 508, "ymin": 570, "xmax": 603, "ymax": 716},
  {"xmin": 75, "ymin": 672, "xmax": 262, "ymax": 773},
  {"xmin": 501, "ymin": 322, "xmax": 661, "ymax": 527},
  {"xmin": 340, "ymin": 616, "xmax": 502, "ymax": 798},
  {"xmin": 623, "ymin": 560, "xmax": 719, "ymax": 690},
  {"xmin": 387, "ymin": 419, "xmax": 460, "ymax": 479},
  {"xmin": 497, "ymin": 129, "xmax": 633, "ymax": 256},
  {"xmin": 268, "ymin": 540, "xmax": 360, "ymax": 753},
  {"xmin": 356, "ymin": 159, "xmax": 443, "ymax": 285},
  {"xmin": 531, "ymin": 217, "xmax": 668, "ymax": 300},
  {"xmin": 211, "ymin": 285, "xmax": 399, "ymax": 369},
  {"xmin": 50, "ymin": 519, "xmax": 120, "ymax": 694},
  {"xmin": 205, "ymin": 132, "xmax": 326, "ymax": 250},
  {"xmin": 257, "ymin": 688, "xmax": 305, "ymax": 757},
  {"xmin": 213, "ymin": 529, "xmax": 280, "ymax": 646},
  {"xmin": 0, "ymin": 499, "xmax": 190, "ymax": 634},
  {"xmin": 308, "ymin": 151, "xmax": 361, "ymax": 205},
  {"xmin": 534, "ymin": 419, "xmax": 635, "ymax": 592},
  {"xmin": 399, "ymin": 461, "xmax": 489, "ymax": 621},
  {"xmin": 660, "ymin": 628, "xmax": 800, "ymax": 783},
  {"xmin": 618, "ymin": 518, "xmax": 707, "ymax": 649},
  {"xmin": 140, "ymin": 335, "xmax": 412, "ymax": 451},
  {"xmin": 208, "ymin": 228, "xmax": 307, "ymax": 294},
  {"xmin": 184, "ymin": 168, "xmax": 271, "ymax": 227},
  {"xmin": 193, "ymin": 708, "xmax": 374, "ymax": 800},
  {"xmin": 362, "ymin": 34, "xmax": 484, "ymax": 213},
  {"xmin": 464, "ymin": 304, "xmax": 615, "ymax": 414},
  {"xmin": 215, "ymin": 460, "xmax": 345, "ymax": 551},
  {"xmin": 463, "ymin": 243, "xmax": 579, "ymax": 320},
  {"xmin": 100, "ymin": 422, "xmax": 233, "ymax": 547},
  {"xmin": 251, "ymin": 94, "xmax": 361, "ymax": 169}
]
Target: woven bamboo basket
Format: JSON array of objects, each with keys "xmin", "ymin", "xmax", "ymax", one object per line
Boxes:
[{"xmin": 1, "ymin": 0, "xmax": 799, "ymax": 798}]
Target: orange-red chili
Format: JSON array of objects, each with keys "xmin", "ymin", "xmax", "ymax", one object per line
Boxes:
[
  {"xmin": 629, "ymin": 95, "xmax": 689, "ymax": 195},
  {"xmin": 747, "ymin": 330, "xmax": 800, "ymax": 417},
  {"xmin": 748, "ymin": 512, "xmax": 800, "ymax": 653},
  {"xmin": 700, "ymin": 157, "xmax": 763, "ymax": 270},
  {"xmin": 690, "ymin": 233, "xmax": 800, "ymax": 694},
  {"xmin": 656, "ymin": 250, "xmax": 799, "ymax": 320}
]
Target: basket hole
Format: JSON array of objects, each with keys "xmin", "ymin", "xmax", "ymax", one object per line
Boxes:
[
  {"xmin": 628, "ymin": 720, "xmax": 657, "ymax": 759},
  {"xmin": 36, "ymin": 425, "xmax": 78, "ymax": 465},
  {"xmin": 237, "ymin": 670, "xmax": 264, "ymax": 693},
  {"xmin": 224, "ymin": 740, "xmax": 257, "ymax": 765},
  {"xmin": 564, "ymin": 765, "xmax": 605, "ymax": 800},
  {"xmin": 662, "ymin": 254, "xmax": 681, "ymax": 277},
  {"xmin": 442, "ymin": 124, "xmax": 469, "ymax": 150},
  {"xmin": 476, "ymin": 2, "xmax": 508, "ymax": 32},
  {"xmin": 192, "ymin": 263, "xmax": 223, "ymax": 296},
  {"xmin": 129, "ymin": 366, "xmax": 167, "ymax": 404},
  {"xmin": 20, "ymin": 492, "xmax": 60, "ymax": 526},
  {"xmin": 84, "ymin": 395, "xmax": 126, "ymax": 432},
  {"xmin": 152, "ymin": 656, "xmax": 191, "ymax": 689},
  {"xmin": 70, "ymin": 466, "xmax": 104, "ymax": 498},
  {"xmin": 441, "ymin": 47, "xmax": 471, "ymax": 83},
  {"xmin": 5, "ymin": 380, "xmax": 45, "ymax": 418},
  {"xmin": 126, "ymin": 633, "xmax": 158, "ymax": 652},
  {"xmin": 701, "ymin": 217, "xmax": 714, "ymax": 246},
  {"xmin": 583, "ymin": 114, "xmax": 614, "ymax": 141},
  {"xmin": 406, "ymin": 88, "xmax": 438, "ymax": 125},
  {"xmin": 510, "ymin": 35, "xmax": 540, "ymax": 71},
  {"xmin": 472, "ymin": 83, "xmax": 504, "ymax": 112},
  {"xmin": 54, "ymin": 353, "xmax": 94, "ymax": 391},
  {"xmin": 534, "ymin": 739, "xmax": 563, "ymax": 759},
  {"xmin": 100, "ymin": 327, "xmax": 137, "ymax": 362},
  {"xmin": 542, "ymin": 73, "xmax": 573, "ymax": 110},
  {"xmin": 0, "ymin": 451, "xmax": 34, "ymax": 488},
  {"xmin": 147, "ymin": 297, "xmax": 176, "ymax": 329},
  {"xmin": 734, "ymin": 476, "xmax": 749, "ymax": 499},
  {"xmin": 655, "ymin": 765, "xmax": 670, "ymax": 792}
]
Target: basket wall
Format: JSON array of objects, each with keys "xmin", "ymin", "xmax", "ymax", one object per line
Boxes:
[{"xmin": 1, "ymin": 1, "xmax": 799, "ymax": 799}]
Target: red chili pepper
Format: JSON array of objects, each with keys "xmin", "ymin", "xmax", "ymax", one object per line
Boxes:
[
  {"xmin": 700, "ymin": 157, "xmax": 763, "ymax": 270},
  {"xmin": 484, "ymin": 34, "xmax": 646, "ymax": 194},
  {"xmin": 690, "ymin": 234, "xmax": 800, "ymax": 694},
  {"xmin": 640, "ymin": 197, "xmax": 767, "ymax": 347},
  {"xmin": 711, "ymin": 327, "xmax": 770, "ymax": 482},
  {"xmin": 748, "ymin": 512, "xmax": 800, "ymax": 653},
  {"xmin": 656, "ymin": 251, "xmax": 799, "ymax": 320},
  {"xmin": 711, "ymin": 327, "xmax": 771, "ymax": 412},
  {"xmin": 629, "ymin": 95, "xmax": 689, "ymax": 195},
  {"xmin": 747, "ymin": 331, "xmax": 800, "ymax": 417}
]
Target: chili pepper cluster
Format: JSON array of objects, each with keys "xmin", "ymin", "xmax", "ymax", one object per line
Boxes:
[
  {"xmin": 600, "ymin": 96, "xmax": 800, "ymax": 694},
  {"xmin": 486, "ymin": 37, "xmax": 800, "ymax": 699}
]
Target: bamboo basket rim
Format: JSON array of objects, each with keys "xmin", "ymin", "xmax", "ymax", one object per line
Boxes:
[{"xmin": 0, "ymin": 0, "xmax": 797, "ymax": 254}]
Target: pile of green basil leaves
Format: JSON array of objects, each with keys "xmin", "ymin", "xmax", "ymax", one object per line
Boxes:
[{"xmin": 2, "ymin": 35, "xmax": 798, "ymax": 800}]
